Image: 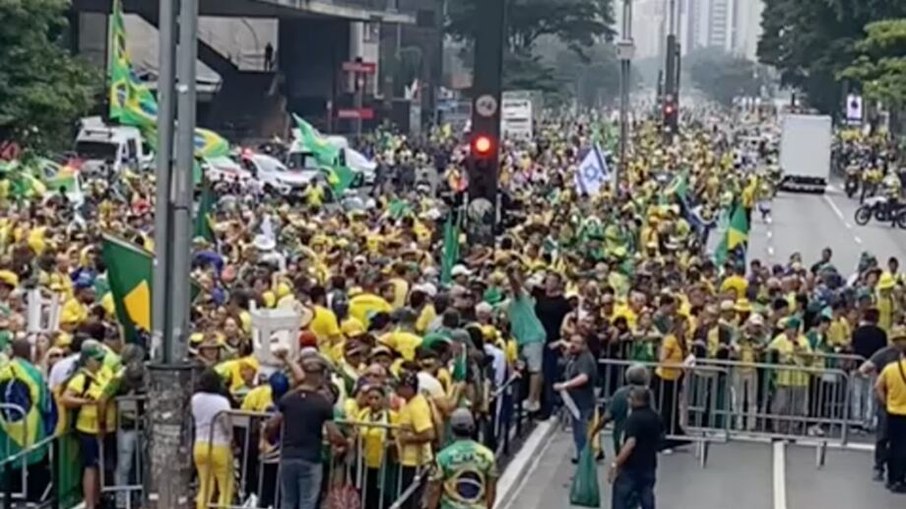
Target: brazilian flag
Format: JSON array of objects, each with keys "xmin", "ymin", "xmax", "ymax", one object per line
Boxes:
[
  {"xmin": 0, "ymin": 358, "xmax": 57, "ymax": 467},
  {"xmin": 108, "ymin": 0, "xmax": 158, "ymax": 131},
  {"xmin": 102, "ymin": 235, "xmax": 153, "ymax": 342},
  {"xmin": 102, "ymin": 235, "xmax": 205, "ymax": 342}
]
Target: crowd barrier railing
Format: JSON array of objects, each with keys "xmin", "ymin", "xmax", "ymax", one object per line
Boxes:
[
  {"xmin": 598, "ymin": 355, "xmax": 865, "ymax": 465},
  {"xmin": 99, "ymin": 395, "xmax": 147, "ymax": 509},
  {"xmin": 0, "ymin": 403, "xmax": 30, "ymax": 506}
]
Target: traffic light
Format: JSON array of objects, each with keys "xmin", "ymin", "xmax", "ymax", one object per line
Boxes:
[
  {"xmin": 471, "ymin": 134, "xmax": 495, "ymax": 159},
  {"xmin": 663, "ymin": 95, "xmax": 678, "ymax": 132}
]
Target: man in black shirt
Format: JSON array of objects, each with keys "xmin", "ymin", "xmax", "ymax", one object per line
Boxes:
[
  {"xmin": 608, "ymin": 387, "xmax": 662, "ymax": 509},
  {"xmin": 267, "ymin": 356, "xmax": 345, "ymax": 509},
  {"xmin": 535, "ymin": 273, "xmax": 572, "ymax": 418},
  {"xmin": 852, "ymin": 308, "xmax": 888, "ymax": 432}
]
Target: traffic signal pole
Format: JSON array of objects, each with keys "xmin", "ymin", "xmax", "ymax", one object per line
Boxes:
[
  {"xmin": 662, "ymin": 0, "xmax": 679, "ymax": 139},
  {"xmin": 617, "ymin": 0, "xmax": 635, "ymax": 192},
  {"xmin": 146, "ymin": 0, "xmax": 197, "ymax": 506},
  {"xmin": 466, "ymin": 0, "xmax": 505, "ymax": 246}
]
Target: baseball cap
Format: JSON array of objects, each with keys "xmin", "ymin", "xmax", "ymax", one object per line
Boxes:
[{"xmin": 450, "ymin": 408, "xmax": 475, "ymax": 433}]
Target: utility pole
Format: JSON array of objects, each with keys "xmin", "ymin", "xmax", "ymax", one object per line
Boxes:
[
  {"xmin": 617, "ymin": 0, "xmax": 635, "ymax": 192},
  {"xmin": 145, "ymin": 0, "xmax": 197, "ymax": 506},
  {"xmin": 662, "ymin": 0, "xmax": 679, "ymax": 140},
  {"xmin": 466, "ymin": 0, "xmax": 505, "ymax": 247}
]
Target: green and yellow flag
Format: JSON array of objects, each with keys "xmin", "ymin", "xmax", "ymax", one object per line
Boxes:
[
  {"xmin": 194, "ymin": 177, "xmax": 216, "ymax": 242},
  {"xmin": 440, "ymin": 212, "xmax": 461, "ymax": 285},
  {"xmin": 108, "ymin": 0, "xmax": 158, "ymax": 131},
  {"xmin": 714, "ymin": 202, "xmax": 749, "ymax": 267},
  {"xmin": 102, "ymin": 235, "xmax": 153, "ymax": 341},
  {"xmin": 292, "ymin": 114, "xmax": 339, "ymax": 167},
  {"xmin": 0, "ymin": 357, "xmax": 57, "ymax": 467}
]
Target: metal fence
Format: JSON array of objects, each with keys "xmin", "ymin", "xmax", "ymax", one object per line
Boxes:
[
  {"xmin": 597, "ymin": 353, "xmax": 872, "ymax": 467},
  {"xmin": 0, "ymin": 369, "xmax": 533, "ymax": 509}
]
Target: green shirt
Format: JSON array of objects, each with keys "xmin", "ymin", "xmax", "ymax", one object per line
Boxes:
[
  {"xmin": 506, "ymin": 293, "xmax": 546, "ymax": 346},
  {"xmin": 430, "ymin": 440, "xmax": 498, "ymax": 509}
]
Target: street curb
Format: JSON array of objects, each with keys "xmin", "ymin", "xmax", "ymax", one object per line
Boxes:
[{"xmin": 494, "ymin": 419, "xmax": 558, "ymax": 509}]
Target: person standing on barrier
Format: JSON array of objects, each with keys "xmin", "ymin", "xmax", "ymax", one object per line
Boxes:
[
  {"xmin": 425, "ymin": 409, "xmax": 497, "ymax": 509},
  {"xmin": 191, "ymin": 368, "xmax": 235, "ymax": 509},
  {"xmin": 874, "ymin": 330, "xmax": 906, "ymax": 494},
  {"xmin": 268, "ymin": 355, "xmax": 346, "ymax": 509},
  {"xmin": 608, "ymin": 386, "xmax": 662, "ymax": 509},
  {"xmin": 861, "ymin": 327, "xmax": 906, "ymax": 482},
  {"xmin": 503, "ymin": 266, "xmax": 547, "ymax": 414},
  {"xmin": 553, "ymin": 333, "xmax": 597, "ymax": 463}
]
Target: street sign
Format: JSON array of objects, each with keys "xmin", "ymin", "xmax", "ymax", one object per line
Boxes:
[
  {"xmin": 337, "ymin": 108, "xmax": 375, "ymax": 120},
  {"xmin": 616, "ymin": 39, "xmax": 635, "ymax": 60},
  {"xmin": 501, "ymin": 90, "xmax": 534, "ymax": 139},
  {"xmin": 475, "ymin": 95, "xmax": 498, "ymax": 117},
  {"xmin": 342, "ymin": 61, "xmax": 377, "ymax": 74},
  {"xmin": 846, "ymin": 94, "xmax": 863, "ymax": 124}
]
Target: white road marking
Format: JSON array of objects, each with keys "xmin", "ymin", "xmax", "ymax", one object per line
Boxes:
[
  {"xmin": 773, "ymin": 441, "xmax": 788, "ymax": 509},
  {"xmin": 767, "ymin": 231, "xmax": 773, "ymax": 239},
  {"xmin": 854, "ymin": 236, "xmax": 863, "ymax": 244},
  {"xmin": 823, "ymin": 194, "xmax": 846, "ymax": 222},
  {"xmin": 768, "ymin": 246, "xmax": 775, "ymax": 257}
]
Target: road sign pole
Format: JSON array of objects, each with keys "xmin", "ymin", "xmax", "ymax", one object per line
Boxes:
[{"xmin": 617, "ymin": 0, "xmax": 634, "ymax": 194}]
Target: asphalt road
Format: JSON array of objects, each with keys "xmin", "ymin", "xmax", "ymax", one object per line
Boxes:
[
  {"xmin": 501, "ymin": 183, "xmax": 906, "ymax": 509},
  {"xmin": 502, "ymin": 425, "xmax": 901, "ymax": 509}
]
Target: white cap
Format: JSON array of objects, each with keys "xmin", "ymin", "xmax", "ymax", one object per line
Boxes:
[
  {"xmin": 413, "ymin": 283, "xmax": 438, "ymax": 298},
  {"xmin": 451, "ymin": 264, "xmax": 472, "ymax": 277}
]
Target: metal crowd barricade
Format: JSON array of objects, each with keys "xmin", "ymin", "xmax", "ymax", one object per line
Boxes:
[
  {"xmin": 597, "ymin": 358, "xmax": 732, "ymax": 444},
  {"xmin": 328, "ymin": 419, "xmax": 404, "ymax": 509},
  {"xmin": 201, "ymin": 409, "xmax": 275, "ymax": 509},
  {"xmin": 99, "ymin": 395, "xmax": 147, "ymax": 509}
]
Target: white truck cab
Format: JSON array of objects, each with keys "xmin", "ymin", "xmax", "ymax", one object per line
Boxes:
[{"xmin": 74, "ymin": 117, "xmax": 152, "ymax": 174}]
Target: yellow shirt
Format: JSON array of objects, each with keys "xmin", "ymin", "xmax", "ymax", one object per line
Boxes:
[
  {"xmin": 656, "ymin": 334, "xmax": 684, "ymax": 381},
  {"xmin": 415, "ymin": 305, "xmax": 436, "ymax": 334},
  {"xmin": 613, "ymin": 304, "xmax": 638, "ymax": 330},
  {"xmin": 719, "ymin": 275, "xmax": 748, "ymax": 299},
  {"xmin": 879, "ymin": 359, "xmax": 906, "ymax": 415},
  {"xmin": 877, "ymin": 293, "xmax": 895, "ymax": 335},
  {"xmin": 241, "ymin": 385, "xmax": 274, "ymax": 413},
  {"xmin": 60, "ymin": 298, "xmax": 88, "ymax": 326},
  {"xmin": 310, "ymin": 306, "xmax": 342, "ymax": 348},
  {"xmin": 768, "ymin": 333, "xmax": 812, "ymax": 387},
  {"xmin": 66, "ymin": 367, "xmax": 116, "ymax": 434},
  {"xmin": 348, "ymin": 293, "xmax": 393, "ymax": 326},
  {"xmin": 826, "ymin": 317, "xmax": 851, "ymax": 349},
  {"xmin": 381, "ymin": 330, "xmax": 422, "ymax": 361},
  {"xmin": 389, "ymin": 277, "xmax": 410, "ymax": 309},
  {"xmin": 396, "ymin": 393, "xmax": 434, "ymax": 466},
  {"xmin": 356, "ymin": 407, "xmax": 398, "ymax": 468}
]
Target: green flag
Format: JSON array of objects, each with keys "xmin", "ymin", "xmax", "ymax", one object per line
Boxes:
[
  {"xmin": 292, "ymin": 114, "xmax": 340, "ymax": 167},
  {"xmin": 194, "ymin": 178, "xmax": 216, "ymax": 242},
  {"xmin": 102, "ymin": 235, "xmax": 203, "ymax": 341},
  {"xmin": 108, "ymin": 0, "xmax": 158, "ymax": 132},
  {"xmin": 440, "ymin": 213, "xmax": 461, "ymax": 285},
  {"xmin": 102, "ymin": 235, "xmax": 153, "ymax": 341},
  {"xmin": 714, "ymin": 202, "xmax": 750, "ymax": 267}
]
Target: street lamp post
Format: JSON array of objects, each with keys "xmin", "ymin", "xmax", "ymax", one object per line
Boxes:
[{"xmin": 617, "ymin": 0, "xmax": 635, "ymax": 192}]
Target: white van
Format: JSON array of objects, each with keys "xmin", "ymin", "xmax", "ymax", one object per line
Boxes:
[{"xmin": 74, "ymin": 117, "xmax": 152, "ymax": 174}]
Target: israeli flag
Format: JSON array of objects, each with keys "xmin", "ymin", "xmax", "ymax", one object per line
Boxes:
[{"xmin": 575, "ymin": 144, "xmax": 610, "ymax": 196}]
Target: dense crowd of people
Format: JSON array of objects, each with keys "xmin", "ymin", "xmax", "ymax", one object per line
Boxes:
[{"xmin": 0, "ymin": 107, "xmax": 905, "ymax": 509}]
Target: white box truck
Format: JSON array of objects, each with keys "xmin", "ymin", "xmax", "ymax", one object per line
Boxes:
[{"xmin": 779, "ymin": 113, "xmax": 832, "ymax": 193}]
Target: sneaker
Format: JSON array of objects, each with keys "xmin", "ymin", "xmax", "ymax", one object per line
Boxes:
[
  {"xmin": 807, "ymin": 425, "xmax": 825, "ymax": 437},
  {"xmin": 595, "ymin": 451, "xmax": 605, "ymax": 462},
  {"xmin": 524, "ymin": 400, "xmax": 540, "ymax": 412},
  {"xmin": 888, "ymin": 483, "xmax": 906, "ymax": 494},
  {"xmin": 872, "ymin": 468, "xmax": 885, "ymax": 482},
  {"xmin": 660, "ymin": 448, "xmax": 674, "ymax": 455}
]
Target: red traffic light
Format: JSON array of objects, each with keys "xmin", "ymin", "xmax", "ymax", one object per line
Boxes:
[
  {"xmin": 472, "ymin": 135, "xmax": 494, "ymax": 156},
  {"xmin": 664, "ymin": 104, "xmax": 675, "ymax": 115}
]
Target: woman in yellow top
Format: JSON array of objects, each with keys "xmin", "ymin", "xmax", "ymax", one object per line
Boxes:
[
  {"xmin": 655, "ymin": 316, "xmax": 689, "ymax": 448},
  {"xmin": 356, "ymin": 384, "xmax": 399, "ymax": 508},
  {"xmin": 60, "ymin": 344, "xmax": 116, "ymax": 509}
]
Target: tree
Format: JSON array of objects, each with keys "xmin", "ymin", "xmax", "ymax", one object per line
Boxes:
[
  {"xmin": 684, "ymin": 48, "xmax": 764, "ymax": 106},
  {"xmin": 0, "ymin": 0, "xmax": 100, "ymax": 152},
  {"xmin": 541, "ymin": 41, "xmax": 625, "ymax": 108},
  {"xmin": 757, "ymin": 0, "xmax": 906, "ymax": 115},
  {"xmin": 447, "ymin": 0, "xmax": 615, "ymax": 58},
  {"xmin": 841, "ymin": 19, "xmax": 906, "ymax": 109}
]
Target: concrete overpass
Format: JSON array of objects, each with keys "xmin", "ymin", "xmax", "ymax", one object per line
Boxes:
[{"xmin": 71, "ymin": 0, "xmax": 415, "ymax": 141}]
